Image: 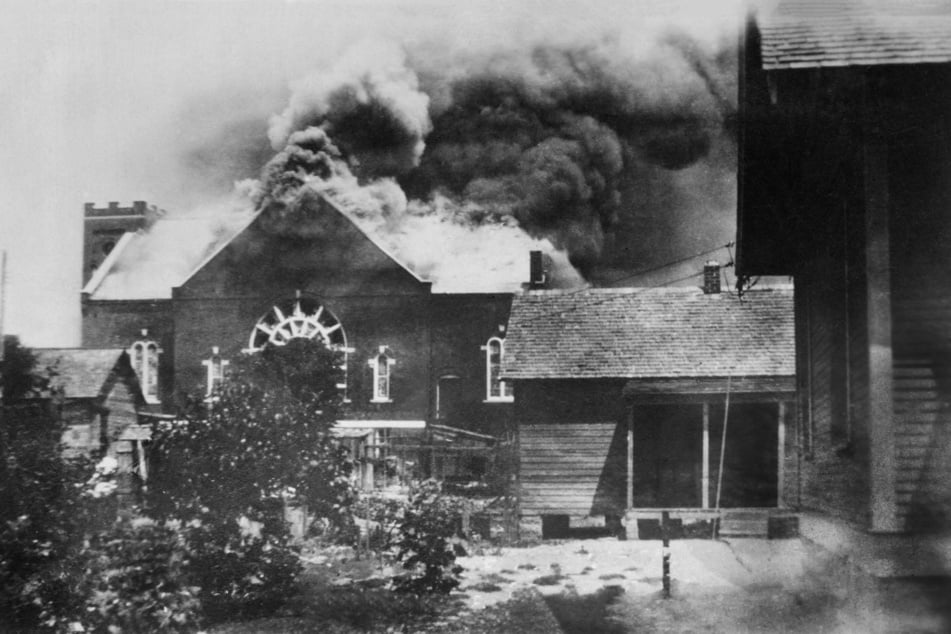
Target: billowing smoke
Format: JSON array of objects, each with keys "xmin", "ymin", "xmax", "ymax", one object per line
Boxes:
[
  {"xmin": 252, "ymin": 23, "xmax": 736, "ymax": 280},
  {"xmin": 268, "ymin": 40, "xmax": 431, "ymax": 179}
]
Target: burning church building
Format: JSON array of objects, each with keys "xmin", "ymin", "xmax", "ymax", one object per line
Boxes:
[
  {"xmin": 74, "ymin": 25, "xmax": 797, "ymax": 523},
  {"xmin": 79, "ymin": 189, "xmax": 581, "ymax": 488}
]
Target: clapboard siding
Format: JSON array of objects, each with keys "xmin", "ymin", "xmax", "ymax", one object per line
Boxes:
[
  {"xmin": 519, "ymin": 422, "xmax": 623, "ymax": 515},
  {"xmin": 892, "ymin": 294, "xmax": 951, "ymax": 530}
]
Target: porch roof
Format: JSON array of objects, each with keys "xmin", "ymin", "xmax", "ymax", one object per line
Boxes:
[{"xmin": 503, "ymin": 286, "xmax": 794, "ymax": 380}]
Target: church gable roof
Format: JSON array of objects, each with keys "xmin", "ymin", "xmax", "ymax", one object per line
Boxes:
[
  {"xmin": 85, "ymin": 190, "xmax": 565, "ymax": 299},
  {"xmin": 177, "ymin": 192, "xmax": 427, "ymax": 296}
]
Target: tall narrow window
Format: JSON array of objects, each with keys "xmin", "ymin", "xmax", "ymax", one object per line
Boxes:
[
  {"xmin": 130, "ymin": 333, "xmax": 160, "ymax": 403},
  {"xmin": 483, "ymin": 336, "xmax": 513, "ymax": 402},
  {"xmin": 369, "ymin": 347, "xmax": 393, "ymax": 402},
  {"xmin": 202, "ymin": 346, "xmax": 230, "ymax": 397}
]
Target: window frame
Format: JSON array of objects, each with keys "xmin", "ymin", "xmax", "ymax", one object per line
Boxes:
[
  {"xmin": 130, "ymin": 337, "xmax": 161, "ymax": 404},
  {"xmin": 369, "ymin": 346, "xmax": 394, "ymax": 403},
  {"xmin": 483, "ymin": 336, "xmax": 514, "ymax": 403},
  {"xmin": 201, "ymin": 346, "xmax": 230, "ymax": 398}
]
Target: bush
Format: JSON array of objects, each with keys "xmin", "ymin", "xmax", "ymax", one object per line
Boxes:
[
  {"xmin": 393, "ymin": 481, "xmax": 466, "ymax": 594},
  {"xmin": 182, "ymin": 508, "xmax": 301, "ymax": 624},
  {"xmin": 78, "ymin": 520, "xmax": 201, "ymax": 633},
  {"xmin": 354, "ymin": 492, "xmax": 405, "ymax": 551},
  {"xmin": 0, "ymin": 337, "xmax": 99, "ymax": 630},
  {"xmin": 146, "ymin": 339, "xmax": 357, "ymax": 621}
]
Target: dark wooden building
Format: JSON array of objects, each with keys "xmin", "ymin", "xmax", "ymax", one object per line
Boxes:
[
  {"xmin": 737, "ymin": 0, "xmax": 951, "ymax": 534},
  {"xmin": 32, "ymin": 348, "xmax": 147, "ymax": 462},
  {"xmin": 503, "ymin": 271, "xmax": 795, "ymax": 537}
]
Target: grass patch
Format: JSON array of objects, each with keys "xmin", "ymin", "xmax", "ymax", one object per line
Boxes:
[
  {"xmin": 543, "ymin": 586, "xmax": 626, "ymax": 634},
  {"xmin": 480, "ymin": 572, "xmax": 513, "ymax": 584},
  {"xmin": 532, "ymin": 574, "xmax": 565, "ymax": 586},
  {"xmin": 303, "ymin": 586, "xmax": 446, "ymax": 631},
  {"xmin": 468, "ymin": 582, "xmax": 503, "ymax": 592}
]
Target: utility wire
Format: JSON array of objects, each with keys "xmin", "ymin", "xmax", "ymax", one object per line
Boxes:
[
  {"xmin": 598, "ymin": 241, "xmax": 734, "ymax": 288},
  {"xmin": 515, "ymin": 244, "xmax": 736, "ymax": 328}
]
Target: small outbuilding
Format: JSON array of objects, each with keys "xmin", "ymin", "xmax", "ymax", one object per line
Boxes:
[
  {"xmin": 33, "ymin": 348, "xmax": 149, "ymax": 484},
  {"xmin": 502, "ymin": 268, "xmax": 796, "ymax": 538}
]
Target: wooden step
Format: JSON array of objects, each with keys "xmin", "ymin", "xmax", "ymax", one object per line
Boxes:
[{"xmin": 718, "ymin": 510, "xmax": 770, "ymax": 537}]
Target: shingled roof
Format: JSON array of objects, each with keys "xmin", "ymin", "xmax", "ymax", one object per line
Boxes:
[
  {"xmin": 502, "ymin": 286, "xmax": 794, "ymax": 380},
  {"xmin": 757, "ymin": 0, "xmax": 951, "ymax": 69},
  {"xmin": 33, "ymin": 348, "xmax": 132, "ymax": 399}
]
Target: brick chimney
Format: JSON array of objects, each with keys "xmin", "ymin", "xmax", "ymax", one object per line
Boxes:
[
  {"xmin": 703, "ymin": 260, "xmax": 721, "ymax": 294},
  {"xmin": 528, "ymin": 251, "xmax": 549, "ymax": 289}
]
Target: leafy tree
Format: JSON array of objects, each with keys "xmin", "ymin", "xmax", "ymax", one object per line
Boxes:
[
  {"xmin": 0, "ymin": 337, "xmax": 95, "ymax": 629},
  {"xmin": 147, "ymin": 337, "xmax": 356, "ymax": 622},
  {"xmin": 148, "ymin": 337, "xmax": 354, "ymax": 524},
  {"xmin": 393, "ymin": 481, "xmax": 466, "ymax": 594}
]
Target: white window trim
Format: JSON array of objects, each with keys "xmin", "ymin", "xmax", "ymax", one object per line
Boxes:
[
  {"xmin": 201, "ymin": 346, "xmax": 230, "ymax": 398},
  {"xmin": 368, "ymin": 346, "xmax": 394, "ymax": 403},
  {"xmin": 338, "ymin": 346, "xmax": 355, "ymax": 403},
  {"xmin": 130, "ymin": 337, "xmax": 161, "ymax": 404},
  {"xmin": 482, "ymin": 336, "xmax": 514, "ymax": 403}
]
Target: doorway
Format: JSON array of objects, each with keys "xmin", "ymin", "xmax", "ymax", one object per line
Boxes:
[{"xmin": 630, "ymin": 401, "xmax": 779, "ymax": 508}]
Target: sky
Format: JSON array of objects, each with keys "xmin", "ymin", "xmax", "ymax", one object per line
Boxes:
[{"xmin": 0, "ymin": 0, "xmax": 745, "ymax": 347}]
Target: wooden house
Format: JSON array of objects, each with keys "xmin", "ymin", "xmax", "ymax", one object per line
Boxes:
[
  {"xmin": 28, "ymin": 348, "xmax": 149, "ymax": 505},
  {"xmin": 737, "ymin": 0, "xmax": 951, "ymax": 534},
  {"xmin": 502, "ymin": 268, "xmax": 796, "ymax": 538}
]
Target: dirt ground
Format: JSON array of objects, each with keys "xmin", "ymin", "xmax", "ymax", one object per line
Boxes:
[
  {"xmin": 216, "ymin": 537, "xmax": 949, "ymax": 633},
  {"xmin": 452, "ymin": 537, "xmax": 847, "ymax": 633}
]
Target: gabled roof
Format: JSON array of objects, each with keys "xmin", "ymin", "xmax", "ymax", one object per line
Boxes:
[
  {"xmin": 502, "ymin": 286, "xmax": 795, "ymax": 380},
  {"xmin": 84, "ymin": 191, "xmax": 575, "ymax": 298},
  {"xmin": 33, "ymin": 348, "xmax": 133, "ymax": 399},
  {"xmin": 757, "ymin": 0, "xmax": 951, "ymax": 69}
]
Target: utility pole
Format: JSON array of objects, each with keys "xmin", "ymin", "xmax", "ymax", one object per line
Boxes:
[{"xmin": 0, "ymin": 249, "xmax": 6, "ymax": 362}]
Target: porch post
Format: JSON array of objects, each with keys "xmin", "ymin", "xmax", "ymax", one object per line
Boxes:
[
  {"xmin": 702, "ymin": 402, "xmax": 710, "ymax": 509},
  {"xmin": 777, "ymin": 402, "xmax": 786, "ymax": 508},
  {"xmin": 627, "ymin": 408, "xmax": 634, "ymax": 510},
  {"xmin": 864, "ymin": 113, "xmax": 898, "ymax": 532}
]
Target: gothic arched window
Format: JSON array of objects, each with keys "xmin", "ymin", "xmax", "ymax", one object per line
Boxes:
[
  {"xmin": 369, "ymin": 347, "xmax": 394, "ymax": 403},
  {"xmin": 483, "ymin": 336, "xmax": 513, "ymax": 402},
  {"xmin": 130, "ymin": 336, "xmax": 160, "ymax": 403}
]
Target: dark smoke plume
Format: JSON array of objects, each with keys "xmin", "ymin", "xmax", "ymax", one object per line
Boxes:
[{"xmin": 255, "ymin": 23, "xmax": 737, "ymax": 279}]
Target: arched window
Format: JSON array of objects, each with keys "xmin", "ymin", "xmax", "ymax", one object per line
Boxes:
[
  {"xmin": 130, "ymin": 334, "xmax": 160, "ymax": 403},
  {"xmin": 483, "ymin": 336, "xmax": 513, "ymax": 402},
  {"xmin": 201, "ymin": 346, "xmax": 229, "ymax": 397},
  {"xmin": 247, "ymin": 294, "xmax": 351, "ymax": 397},
  {"xmin": 248, "ymin": 295, "xmax": 346, "ymax": 350},
  {"xmin": 369, "ymin": 347, "xmax": 394, "ymax": 403}
]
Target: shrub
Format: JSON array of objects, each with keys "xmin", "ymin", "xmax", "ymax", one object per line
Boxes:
[
  {"xmin": 0, "ymin": 338, "xmax": 98, "ymax": 630},
  {"xmin": 354, "ymin": 492, "xmax": 405, "ymax": 552},
  {"xmin": 182, "ymin": 508, "xmax": 301, "ymax": 624},
  {"xmin": 392, "ymin": 480, "xmax": 465, "ymax": 594},
  {"xmin": 146, "ymin": 339, "xmax": 357, "ymax": 621},
  {"xmin": 77, "ymin": 520, "xmax": 201, "ymax": 633}
]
